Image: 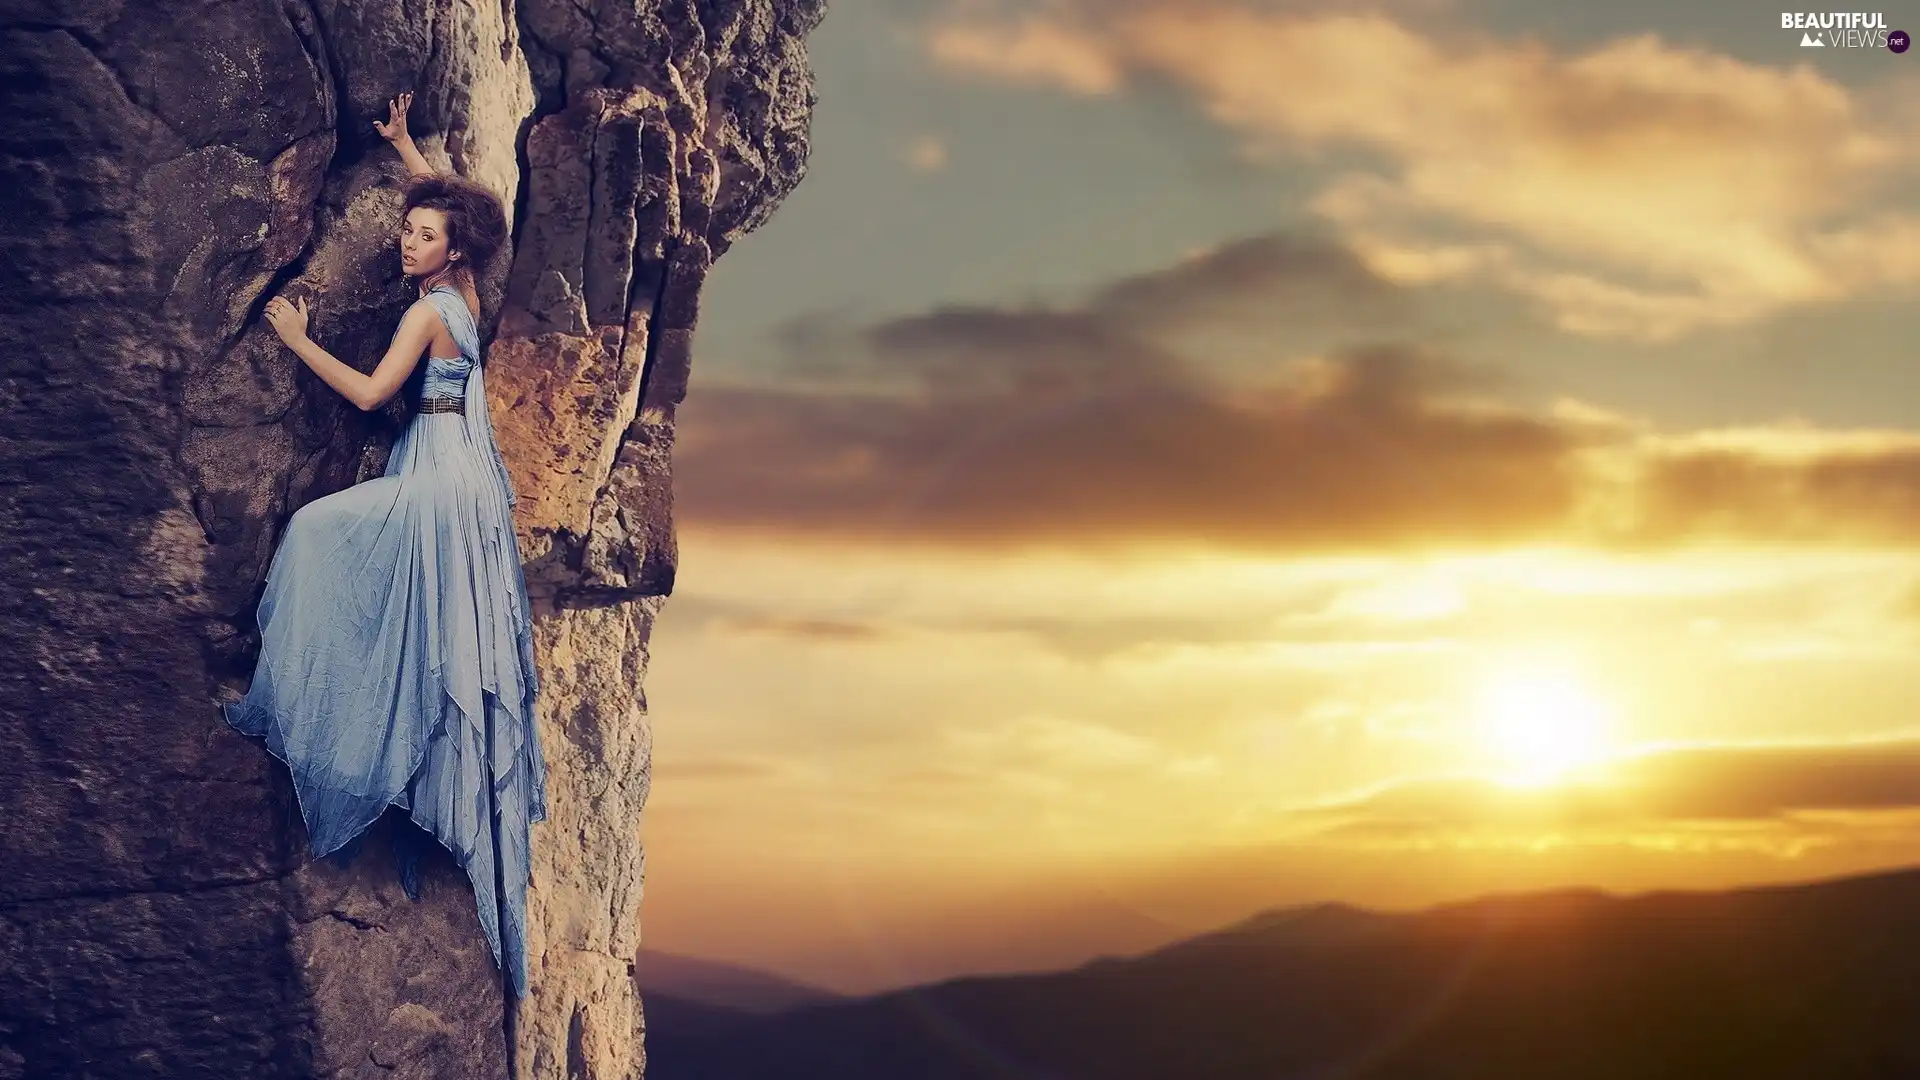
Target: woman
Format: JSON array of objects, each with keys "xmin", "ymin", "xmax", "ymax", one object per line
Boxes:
[{"xmin": 223, "ymin": 92, "xmax": 547, "ymax": 1000}]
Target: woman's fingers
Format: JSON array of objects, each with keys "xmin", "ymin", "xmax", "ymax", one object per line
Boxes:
[{"xmin": 374, "ymin": 92, "xmax": 411, "ymax": 138}]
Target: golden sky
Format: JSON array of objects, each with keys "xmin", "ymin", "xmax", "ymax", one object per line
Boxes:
[{"xmin": 639, "ymin": 0, "xmax": 1920, "ymax": 995}]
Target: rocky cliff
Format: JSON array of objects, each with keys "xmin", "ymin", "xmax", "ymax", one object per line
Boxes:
[{"xmin": 0, "ymin": 0, "xmax": 820, "ymax": 1076}]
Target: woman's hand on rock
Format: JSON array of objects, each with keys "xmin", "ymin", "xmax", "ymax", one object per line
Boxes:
[
  {"xmin": 373, "ymin": 92, "xmax": 413, "ymax": 144},
  {"xmin": 264, "ymin": 295, "xmax": 310, "ymax": 345}
]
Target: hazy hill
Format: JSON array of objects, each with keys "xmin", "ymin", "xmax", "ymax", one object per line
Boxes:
[
  {"xmin": 637, "ymin": 947, "xmax": 846, "ymax": 1014},
  {"xmin": 645, "ymin": 866, "xmax": 1920, "ymax": 1079}
]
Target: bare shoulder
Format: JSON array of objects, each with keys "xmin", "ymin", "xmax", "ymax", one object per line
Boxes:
[
  {"xmin": 413, "ymin": 281, "xmax": 480, "ymax": 324},
  {"xmin": 406, "ymin": 295, "xmax": 443, "ymax": 326},
  {"xmin": 412, "ymin": 287, "xmax": 476, "ymax": 324}
]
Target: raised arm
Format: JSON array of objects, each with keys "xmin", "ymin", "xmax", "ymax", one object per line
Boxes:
[{"xmin": 373, "ymin": 92, "xmax": 435, "ymax": 178}]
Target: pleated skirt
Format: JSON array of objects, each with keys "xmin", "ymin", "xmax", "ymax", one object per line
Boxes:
[{"xmin": 224, "ymin": 406, "xmax": 546, "ymax": 996}]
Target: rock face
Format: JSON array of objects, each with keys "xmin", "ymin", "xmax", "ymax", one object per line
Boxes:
[{"xmin": 0, "ymin": 1, "xmax": 819, "ymax": 1077}]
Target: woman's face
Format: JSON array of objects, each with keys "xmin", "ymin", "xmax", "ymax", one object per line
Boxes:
[{"xmin": 399, "ymin": 208, "xmax": 456, "ymax": 277}]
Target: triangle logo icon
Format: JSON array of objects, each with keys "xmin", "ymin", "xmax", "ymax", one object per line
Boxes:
[{"xmin": 1801, "ymin": 31, "xmax": 1824, "ymax": 45}]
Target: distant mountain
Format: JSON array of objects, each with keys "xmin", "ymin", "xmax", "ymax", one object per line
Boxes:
[
  {"xmin": 641, "ymin": 992, "xmax": 767, "ymax": 1041},
  {"xmin": 1160, "ymin": 898, "xmax": 1403, "ymax": 951},
  {"xmin": 637, "ymin": 947, "xmax": 846, "ymax": 1014},
  {"xmin": 646, "ymin": 866, "xmax": 1920, "ymax": 1079}
]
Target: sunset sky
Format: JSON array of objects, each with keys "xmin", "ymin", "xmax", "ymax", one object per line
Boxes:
[{"xmin": 634, "ymin": 0, "xmax": 1920, "ymax": 995}]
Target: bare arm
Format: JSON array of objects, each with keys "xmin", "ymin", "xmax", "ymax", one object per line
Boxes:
[
  {"xmin": 373, "ymin": 92, "xmax": 435, "ymax": 178},
  {"xmin": 394, "ymin": 136, "xmax": 434, "ymax": 178},
  {"xmin": 282, "ymin": 302, "xmax": 438, "ymax": 411}
]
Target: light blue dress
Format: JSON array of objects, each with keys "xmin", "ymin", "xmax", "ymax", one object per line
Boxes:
[{"xmin": 224, "ymin": 283, "xmax": 546, "ymax": 998}]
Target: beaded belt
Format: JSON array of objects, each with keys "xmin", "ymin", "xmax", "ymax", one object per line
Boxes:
[{"xmin": 419, "ymin": 396, "xmax": 465, "ymax": 414}]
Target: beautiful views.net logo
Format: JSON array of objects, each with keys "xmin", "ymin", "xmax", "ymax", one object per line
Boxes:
[{"xmin": 1781, "ymin": 11, "xmax": 1910, "ymax": 51}]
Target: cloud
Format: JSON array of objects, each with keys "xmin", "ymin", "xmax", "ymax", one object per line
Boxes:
[
  {"xmin": 674, "ymin": 230, "xmax": 1920, "ymax": 555},
  {"xmin": 676, "ymin": 337, "xmax": 1588, "ymax": 553},
  {"xmin": 926, "ymin": 13, "xmax": 1124, "ymax": 95},
  {"xmin": 1087, "ymin": 231, "xmax": 1418, "ymax": 334},
  {"xmin": 1266, "ymin": 738, "xmax": 1920, "ymax": 846},
  {"xmin": 662, "ymin": 756, "xmax": 800, "ymax": 782},
  {"xmin": 657, "ymin": 595, "xmax": 890, "ymax": 640},
  {"xmin": 923, "ymin": 5, "xmax": 1920, "ymax": 340},
  {"xmin": 945, "ymin": 713, "xmax": 1164, "ymax": 772},
  {"xmin": 1606, "ymin": 427, "xmax": 1920, "ymax": 549},
  {"xmin": 902, "ymin": 134, "xmax": 949, "ymax": 172}
]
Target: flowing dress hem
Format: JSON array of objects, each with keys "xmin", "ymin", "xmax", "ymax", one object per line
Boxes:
[
  {"xmin": 222, "ymin": 679, "xmax": 542, "ymax": 998},
  {"xmin": 221, "ymin": 680, "xmax": 540, "ymax": 856}
]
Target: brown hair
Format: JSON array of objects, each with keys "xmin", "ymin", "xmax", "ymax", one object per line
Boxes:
[{"xmin": 400, "ymin": 173, "xmax": 509, "ymax": 281}]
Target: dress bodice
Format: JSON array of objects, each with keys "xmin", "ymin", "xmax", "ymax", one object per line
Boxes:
[
  {"xmin": 421, "ymin": 351, "xmax": 474, "ymax": 398},
  {"xmin": 407, "ymin": 282, "xmax": 521, "ymax": 509},
  {"xmin": 418, "ymin": 284, "xmax": 479, "ymax": 399}
]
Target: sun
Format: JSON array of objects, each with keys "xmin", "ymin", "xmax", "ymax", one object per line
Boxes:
[{"xmin": 1473, "ymin": 656, "xmax": 1617, "ymax": 788}]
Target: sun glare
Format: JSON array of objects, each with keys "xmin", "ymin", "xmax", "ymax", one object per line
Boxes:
[{"xmin": 1474, "ymin": 656, "xmax": 1617, "ymax": 788}]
